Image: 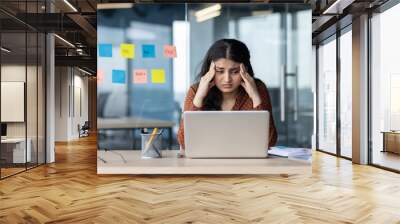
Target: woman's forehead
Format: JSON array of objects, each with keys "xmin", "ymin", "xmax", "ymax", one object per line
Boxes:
[{"xmin": 214, "ymin": 58, "xmax": 240, "ymax": 68}]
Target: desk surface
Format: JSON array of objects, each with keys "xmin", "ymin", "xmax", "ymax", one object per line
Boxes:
[
  {"xmin": 381, "ymin": 131, "xmax": 400, "ymax": 134},
  {"xmin": 98, "ymin": 117, "xmax": 175, "ymax": 129},
  {"xmin": 1, "ymin": 138, "xmax": 27, "ymax": 143},
  {"xmin": 97, "ymin": 150, "xmax": 311, "ymax": 175}
]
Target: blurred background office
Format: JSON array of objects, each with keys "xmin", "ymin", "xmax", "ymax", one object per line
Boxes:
[{"xmin": 96, "ymin": 3, "xmax": 313, "ymax": 150}]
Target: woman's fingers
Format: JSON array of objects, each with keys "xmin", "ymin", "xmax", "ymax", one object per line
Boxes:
[
  {"xmin": 240, "ymin": 64, "xmax": 248, "ymax": 82},
  {"xmin": 210, "ymin": 62, "xmax": 216, "ymax": 78},
  {"xmin": 240, "ymin": 64, "xmax": 246, "ymax": 76},
  {"xmin": 241, "ymin": 63, "xmax": 247, "ymax": 73},
  {"xmin": 241, "ymin": 63, "xmax": 254, "ymax": 85},
  {"xmin": 205, "ymin": 61, "xmax": 216, "ymax": 81},
  {"xmin": 209, "ymin": 61, "xmax": 215, "ymax": 74},
  {"xmin": 243, "ymin": 64, "xmax": 251, "ymax": 78}
]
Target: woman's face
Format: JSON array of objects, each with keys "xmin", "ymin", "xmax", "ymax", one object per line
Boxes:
[{"xmin": 213, "ymin": 58, "xmax": 242, "ymax": 94}]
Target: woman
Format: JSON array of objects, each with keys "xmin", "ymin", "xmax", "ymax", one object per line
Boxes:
[{"xmin": 177, "ymin": 39, "xmax": 277, "ymax": 149}]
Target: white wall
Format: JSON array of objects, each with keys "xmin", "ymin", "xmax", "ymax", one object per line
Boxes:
[
  {"xmin": 1, "ymin": 65, "xmax": 30, "ymax": 138},
  {"xmin": 55, "ymin": 67, "xmax": 68, "ymax": 141},
  {"xmin": 1, "ymin": 64, "xmax": 46, "ymax": 164},
  {"xmin": 72, "ymin": 73, "xmax": 89, "ymax": 138},
  {"xmin": 55, "ymin": 67, "xmax": 89, "ymax": 141}
]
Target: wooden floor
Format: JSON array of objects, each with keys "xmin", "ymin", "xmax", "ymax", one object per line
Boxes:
[
  {"xmin": 1, "ymin": 136, "xmax": 400, "ymax": 223},
  {"xmin": 1, "ymin": 167, "xmax": 26, "ymax": 178},
  {"xmin": 1, "ymin": 163, "xmax": 44, "ymax": 178}
]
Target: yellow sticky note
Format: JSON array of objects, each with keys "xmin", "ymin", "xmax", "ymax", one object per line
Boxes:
[
  {"xmin": 151, "ymin": 69, "xmax": 166, "ymax": 84},
  {"xmin": 120, "ymin": 43, "xmax": 135, "ymax": 59}
]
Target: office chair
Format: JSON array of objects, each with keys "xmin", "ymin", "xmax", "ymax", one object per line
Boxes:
[{"xmin": 79, "ymin": 121, "xmax": 90, "ymax": 138}]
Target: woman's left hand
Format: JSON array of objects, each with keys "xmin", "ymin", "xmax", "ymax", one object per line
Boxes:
[{"xmin": 240, "ymin": 64, "xmax": 262, "ymax": 107}]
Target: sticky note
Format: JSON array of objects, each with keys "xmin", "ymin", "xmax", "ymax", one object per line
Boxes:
[
  {"xmin": 151, "ymin": 69, "xmax": 165, "ymax": 84},
  {"xmin": 164, "ymin": 45, "xmax": 177, "ymax": 58},
  {"xmin": 133, "ymin": 69, "xmax": 147, "ymax": 84},
  {"xmin": 112, "ymin": 70, "xmax": 126, "ymax": 84},
  {"xmin": 120, "ymin": 43, "xmax": 135, "ymax": 59},
  {"xmin": 97, "ymin": 69, "xmax": 104, "ymax": 85},
  {"xmin": 99, "ymin": 44, "xmax": 112, "ymax": 57},
  {"xmin": 142, "ymin": 44, "xmax": 156, "ymax": 58}
]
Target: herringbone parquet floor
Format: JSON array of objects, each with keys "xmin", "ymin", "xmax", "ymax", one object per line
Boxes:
[{"xmin": 1, "ymin": 135, "xmax": 400, "ymax": 224}]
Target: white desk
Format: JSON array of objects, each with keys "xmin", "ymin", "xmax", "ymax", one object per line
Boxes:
[
  {"xmin": 1, "ymin": 138, "xmax": 31, "ymax": 163},
  {"xmin": 97, "ymin": 150, "xmax": 311, "ymax": 175}
]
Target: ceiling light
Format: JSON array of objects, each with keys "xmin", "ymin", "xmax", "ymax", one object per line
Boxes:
[
  {"xmin": 196, "ymin": 10, "xmax": 221, "ymax": 23},
  {"xmin": 54, "ymin": 34, "xmax": 75, "ymax": 48},
  {"xmin": 63, "ymin": 0, "xmax": 78, "ymax": 12},
  {"xmin": 251, "ymin": 10, "xmax": 272, "ymax": 17},
  {"xmin": 1, "ymin": 47, "xmax": 11, "ymax": 53},
  {"xmin": 78, "ymin": 67, "xmax": 93, "ymax": 76},
  {"xmin": 195, "ymin": 4, "xmax": 221, "ymax": 18},
  {"xmin": 97, "ymin": 3, "xmax": 134, "ymax": 10},
  {"xmin": 323, "ymin": 0, "xmax": 354, "ymax": 15}
]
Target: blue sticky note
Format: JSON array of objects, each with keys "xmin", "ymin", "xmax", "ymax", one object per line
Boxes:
[
  {"xmin": 99, "ymin": 44, "xmax": 112, "ymax": 57},
  {"xmin": 112, "ymin": 70, "xmax": 126, "ymax": 84},
  {"xmin": 142, "ymin": 44, "xmax": 156, "ymax": 58}
]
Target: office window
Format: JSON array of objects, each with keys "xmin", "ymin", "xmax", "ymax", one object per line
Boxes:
[
  {"xmin": 340, "ymin": 28, "xmax": 352, "ymax": 158},
  {"xmin": 371, "ymin": 3, "xmax": 400, "ymax": 171},
  {"xmin": 317, "ymin": 37, "xmax": 337, "ymax": 154}
]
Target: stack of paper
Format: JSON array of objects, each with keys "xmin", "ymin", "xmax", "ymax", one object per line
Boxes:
[{"xmin": 269, "ymin": 146, "xmax": 312, "ymax": 163}]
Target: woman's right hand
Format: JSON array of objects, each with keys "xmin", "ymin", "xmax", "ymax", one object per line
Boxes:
[{"xmin": 193, "ymin": 61, "xmax": 216, "ymax": 107}]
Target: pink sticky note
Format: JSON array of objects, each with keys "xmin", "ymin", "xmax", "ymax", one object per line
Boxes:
[
  {"xmin": 97, "ymin": 69, "xmax": 104, "ymax": 85},
  {"xmin": 133, "ymin": 69, "xmax": 147, "ymax": 84},
  {"xmin": 163, "ymin": 45, "xmax": 177, "ymax": 58}
]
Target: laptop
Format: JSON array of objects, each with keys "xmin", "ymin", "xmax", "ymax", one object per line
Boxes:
[{"xmin": 183, "ymin": 111, "xmax": 269, "ymax": 158}]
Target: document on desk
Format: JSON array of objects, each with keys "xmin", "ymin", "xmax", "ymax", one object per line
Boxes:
[{"xmin": 269, "ymin": 146, "xmax": 312, "ymax": 163}]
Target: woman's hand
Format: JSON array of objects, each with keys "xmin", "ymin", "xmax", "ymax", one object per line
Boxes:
[
  {"xmin": 240, "ymin": 63, "xmax": 261, "ymax": 108},
  {"xmin": 193, "ymin": 61, "xmax": 216, "ymax": 107}
]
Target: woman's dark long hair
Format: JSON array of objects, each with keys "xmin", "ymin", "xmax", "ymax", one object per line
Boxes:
[{"xmin": 195, "ymin": 39, "xmax": 255, "ymax": 110}]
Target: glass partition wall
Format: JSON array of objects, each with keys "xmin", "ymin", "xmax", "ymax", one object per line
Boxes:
[
  {"xmin": 97, "ymin": 3, "xmax": 313, "ymax": 153},
  {"xmin": 0, "ymin": 1, "xmax": 46, "ymax": 179}
]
